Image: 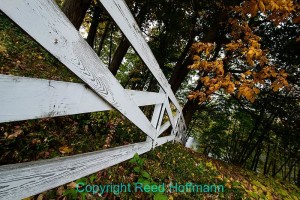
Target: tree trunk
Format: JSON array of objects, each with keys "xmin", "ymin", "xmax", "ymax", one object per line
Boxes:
[
  {"xmin": 264, "ymin": 142, "xmax": 271, "ymax": 175},
  {"xmin": 251, "ymin": 143, "xmax": 261, "ymax": 171},
  {"xmin": 108, "ymin": 35, "xmax": 130, "ymax": 75},
  {"xmin": 97, "ymin": 21, "xmax": 110, "ymax": 56},
  {"xmin": 169, "ymin": 54, "xmax": 193, "ymax": 93},
  {"xmin": 283, "ymin": 160, "xmax": 297, "ymax": 181},
  {"xmin": 272, "ymin": 158, "xmax": 277, "ymax": 177},
  {"xmin": 253, "ymin": 144, "xmax": 262, "ymax": 171},
  {"xmin": 87, "ymin": 5, "xmax": 101, "ymax": 48},
  {"xmin": 297, "ymin": 169, "xmax": 300, "ymax": 187},
  {"xmin": 106, "ymin": 3, "xmax": 148, "ymax": 76},
  {"xmin": 167, "ymin": 12, "xmax": 228, "ymax": 134},
  {"xmin": 234, "ymin": 118, "xmax": 260, "ymax": 164},
  {"xmin": 182, "ymin": 80, "xmax": 204, "ymax": 128},
  {"xmin": 62, "ymin": 0, "xmax": 92, "ymax": 30}
]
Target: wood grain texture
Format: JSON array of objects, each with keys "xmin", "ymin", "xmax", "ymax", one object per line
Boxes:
[
  {"xmin": 99, "ymin": 0, "xmax": 181, "ymax": 112},
  {"xmin": 172, "ymin": 111, "xmax": 181, "ymax": 134},
  {"xmin": 0, "ymin": 0, "xmax": 156, "ymax": 139},
  {"xmin": 150, "ymin": 89, "xmax": 166, "ymax": 129},
  {"xmin": 0, "ymin": 75, "xmax": 165, "ymax": 123},
  {"xmin": 0, "ymin": 142, "xmax": 152, "ymax": 199},
  {"xmin": 174, "ymin": 116, "xmax": 187, "ymax": 143}
]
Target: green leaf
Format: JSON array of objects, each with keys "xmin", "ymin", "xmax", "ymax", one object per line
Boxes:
[
  {"xmin": 133, "ymin": 153, "xmax": 139, "ymax": 160},
  {"xmin": 134, "ymin": 166, "xmax": 140, "ymax": 173},
  {"xmin": 142, "ymin": 171, "xmax": 151, "ymax": 179},
  {"xmin": 63, "ymin": 189, "xmax": 78, "ymax": 199},
  {"xmin": 89, "ymin": 175, "xmax": 97, "ymax": 183},
  {"xmin": 154, "ymin": 193, "xmax": 168, "ymax": 200},
  {"xmin": 76, "ymin": 178, "xmax": 87, "ymax": 184},
  {"xmin": 138, "ymin": 178, "xmax": 150, "ymax": 187},
  {"xmin": 138, "ymin": 177, "xmax": 146, "ymax": 183},
  {"xmin": 137, "ymin": 158, "xmax": 144, "ymax": 166},
  {"xmin": 130, "ymin": 153, "xmax": 140, "ymax": 164}
]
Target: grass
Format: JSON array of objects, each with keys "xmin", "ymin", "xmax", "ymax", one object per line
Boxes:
[{"xmin": 23, "ymin": 143, "xmax": 300, "ymax": 200}]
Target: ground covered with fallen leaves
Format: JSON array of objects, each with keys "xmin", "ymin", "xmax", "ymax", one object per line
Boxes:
[{"xmin": 21, "ymin": 143, "xmax": 299, "ymax": 200}]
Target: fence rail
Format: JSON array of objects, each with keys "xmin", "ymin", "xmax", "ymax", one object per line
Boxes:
[{"xmin": 0, "ymin": 0, "xmax": 187, "ymax": 199}]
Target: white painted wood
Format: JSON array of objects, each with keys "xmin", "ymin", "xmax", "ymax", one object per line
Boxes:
[
  {"xmin": 171, "ymin": 111, "xmax": 181, "ymax": 135},
  {"xmin": 100, "ymin": 0, "xmax": 181, "ymax": 112},
  {"xmin": 174, "ymin": 116, "xmax": 187, "ymax": 143},
  {"xmin": 157, "ymin": 111, "xmax": 181, "ymax": 137},
  {"xmin": 155, "ymin": 135, "xmax": 175, "ymax": 147},
  {"xmin": 126, "ymin": 90, "xmax": 165, "ymax": 107},
  {"xmin": 150, "ymin": 103, "xmax": 164, "ymax": 146},
  {"xmin": 146, "ymin": 89, "xmax": 165, "ymax": 143},
  {"xmin": 151, "ymin": 103, "xmax": 164, "ymax": 128},
  {"xmin": 0, "ymin": 75, "xmax": 165, "ymax": 123},
  {"xmin": 0, "ymin": 0, "xmax": 156, "ymax": 139},
  {"xmin": 156, "ymin": 101, "xmax": 167, "ymax": 133},
  {"xmin": 150, "ymin": 89, "xmax": 165, "ymax": 128},
  {"xmin": 0, "ymin": 141, "xmax": 152, "ymax": 200}
]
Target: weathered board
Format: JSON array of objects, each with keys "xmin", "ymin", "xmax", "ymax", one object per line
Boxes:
[
  {"xmin": 155, "ymin": 135, "xmax": 175, "ymax": 147},
  {"xmin": 174, "ymin": 116, "xmax": 187, "ymax": 143},
  {"xmin": 0, "ymin": 0, "xmax": 156, "ymax": 139},
  {"xmin": 0, "ymin": 134, "xmax": 175, "ymax": 200},
  {"xmin": 0, "ymin": 142, "xmax": 152, "ymax": 199},
  {"xmin": 0, "ymin": 75, "xmax": 165, "ymax": 123},
  {"xmin": 100, "ymin": 0, "xmax": 181, "ymax": 112}
]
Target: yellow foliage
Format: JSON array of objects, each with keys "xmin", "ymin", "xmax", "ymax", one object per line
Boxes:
[
  {"xmin": 0, "ymin": 44, "xmax": 7, "ymax": 54},
  {"xmin": 191, "ymin": 42, "xmax": 214, "ymax": 56},
  {"xmin": 201, "ymin": 76, "xmax": 210, "ymax": 86},
  {"xmin": 225, "ymin": 82, "xmax": 235, "ymax": 94},
  {"xmin": 188, "ymin": 61, "xmax": 200, "ymax": 70},
  {"xmin": 271, "ymin": 77, "xmax": 289, "ymax": 92},
  {"xmin": 258, "ymin": 0, "xmax": 265, "ymax": 12},
  {"xmin": 238, "ymin": 84, "xmax": 257, "ymax": 103},
  {"xmin": 193, "ymin": 55, "xmax": 200, "ymax": 61},
  {"xmin": 253, "ymin": 87, "xmax": 260, "ymax": 94},
  {"xmin": 59, "ymin": 146, "xmax": 73, "ymax": 154},
  {"xmin": 226, "ymin": 42, "xmax": 241, "ymax": 51},
  {"xmin": 187, "ymin": 0, "xmax": 294, "ymax": 105},
  {"xmin": 245, "ymin": 46, "xmax": 263, "ymax": 66},
  {"xmin": 241, "ymin": 0, "xmax": 294, "ymax": 18}
]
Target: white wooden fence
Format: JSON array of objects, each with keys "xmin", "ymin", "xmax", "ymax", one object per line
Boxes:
[{"xmin": 0, "ymin": 0, "xmax": 187, "ymax": 199}]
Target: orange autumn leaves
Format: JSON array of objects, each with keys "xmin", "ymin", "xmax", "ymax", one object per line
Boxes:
[
  {"xmin": 236, "ymin": 67, "xmax": 288, "ymax": 103},
  {"xmin": 188, "ymin": 33, "xmax": 289, "ymax": 103},
  {"xmin": 186, "ymin": 0, "xmax": 297, "ymax": 104},
  {"xmin": 242, "ymin": 0, "xmax": 294, "ymax": 15},
  {"xmin": 237, "ymin": 0, "xmax": 295, "ymax": 24},
  {"xmin": 188, "ymin": 41, "xmax": 289, "ymax": 103}
]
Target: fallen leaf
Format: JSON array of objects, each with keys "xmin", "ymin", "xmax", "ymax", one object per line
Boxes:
[
  {"xmin": 7, "ymin": 129, "xmax": 23, "ymax": 139},
  {"xmin": 59, "ymin": 146, "xmax": 73, "ymax": 154},
  {"xmin": 36, "ymin": 194, "xmax": 44, "ymax": 200},
  {"xmin": 67, "ymin": 182, "xmax": 77, "ymax": 189},
  {"xmin": 56, "ymin": 186, "xmax": 65, "ymax": 196},
  {"xmin": 32, "ymin": 138, "xmax": 41, "ymax": 145}
]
